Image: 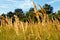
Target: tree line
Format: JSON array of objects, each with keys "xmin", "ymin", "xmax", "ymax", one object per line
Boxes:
[{"xmin": 1, "ymin": 4, "xmax": 60, "ymax": 22}]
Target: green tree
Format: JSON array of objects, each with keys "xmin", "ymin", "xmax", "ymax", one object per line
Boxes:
[
  {"xmin": 55, "ymin": 10, "xmax": 60, "ymax": 21},
  {"xmin": 7, "ymin": 11, "xmax": 14, "ymax": 18},
  {"xmin": 43, "ymin": 4, "xmax": 53, "ymax": 14},
  {"xmin": 14, "ymin": 8, "xmax": 24, "ymax": 20},
  {"xmin": 26, "ymin": 8, "xmax": 38, "ymax": 22},
  {"xmin": 1, "ymin": 13, "xmax": 6, "ymax": 18},
  {"xmin": 57, "ymin": 10, "xmax": 60, "ymax": 15}
]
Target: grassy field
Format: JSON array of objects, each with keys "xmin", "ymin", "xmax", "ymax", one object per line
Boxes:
[
  {"xmin": 0, "ymin": 19, "xmax": 60, "ymax": 40},
  {"xmin": 0, "ymin": 1, "xmax": 60, "ymax": 40}
]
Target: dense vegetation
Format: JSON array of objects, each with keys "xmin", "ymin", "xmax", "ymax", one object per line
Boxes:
[
  {"xmin": 0, "ymin": 1, "xmax": 60, "ymax": 40},
  {"xmin": 1, "ymin": 3, "xmax": 60, "ymax": 22}
]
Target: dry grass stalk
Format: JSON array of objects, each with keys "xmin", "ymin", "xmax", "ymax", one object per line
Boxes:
[
  {"xmin": 14, "ymin": 15, "xmax": 20, "ymax": 36},
  {"xmin": 38, "ymin": 4, "xmax": 49, "ymax": 24},
  {"xmin": 20, "ymin": 22, "xmax": 25, "ymax": 32},
  {"xmin": 5, "ymin": 16, "xmax": 8, "ymax": 26},
  {"xmin": 32, "ymin": 1, "xmax": 41, "ymax": 23},
  {"xmin": 0, "ymin": 16, "xmax": 7, "ymax": 27}
]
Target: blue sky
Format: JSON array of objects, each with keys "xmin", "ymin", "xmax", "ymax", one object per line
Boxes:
[{"xmin": 0, "ymin": 0, "xmax": 60, "ymax": 14}]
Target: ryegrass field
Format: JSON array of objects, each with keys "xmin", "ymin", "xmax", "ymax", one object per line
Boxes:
[{"xmin": 0, "ymin": 20, "xmax": 60, "ymax": 40}]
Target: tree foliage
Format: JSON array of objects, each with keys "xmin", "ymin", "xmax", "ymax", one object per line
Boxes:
[
  {"xmin": 43, "ymin": 4, "xmax": 53, "ymax": 14},
  {"xmin": 0, "ymin": 4, "xmax": 60, "ymax": 22},
  {"xmin": 7, "ymin": 11, "xmax": 14, "ymax": 18}
]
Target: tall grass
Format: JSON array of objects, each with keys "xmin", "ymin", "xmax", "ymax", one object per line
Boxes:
[
  {"xmin": 0, "ymin": 14, "xmax": 60, "ymax": 40},
  {"xmin": 0, "ymin": 1, "xmax": 60, "ymax": 40}
]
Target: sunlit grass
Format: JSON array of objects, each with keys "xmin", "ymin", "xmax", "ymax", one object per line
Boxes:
[{"xmin": 0, "ymin": 20, "xmax": 60, "ymax": 40}]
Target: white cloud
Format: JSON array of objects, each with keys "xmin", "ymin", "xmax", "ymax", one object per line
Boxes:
[
  {"xmin": 19, "ymin": 0, "xmax": 33, "ymax": 9},
  {"xmin": 0, "ymin": 0, "xmax": 33, "ymax": 14},
  {"xmin": 8, "ymin": 0, "xmax": 33, "ymax": 11},
  {"xmin": 0, "ymin": 4, "xmax": 9, "ymax": 8},
  {"xmin": 0, "ymin": 0, "xmax": 33, "ymax": 9},
  {"xmin": 47, "ymin": 0, "xmax": 60, "ymax": 4},
  {"xmin": 6, "ymin": 0, "xmax": 33, "ymax": 9},
  {"xmin": 7, "ymin": 0, "xmax": 18, "ymax": 2},
  {"xmin": 7, "ymin": 0, "xmax": 26, "ymax": 3}
]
